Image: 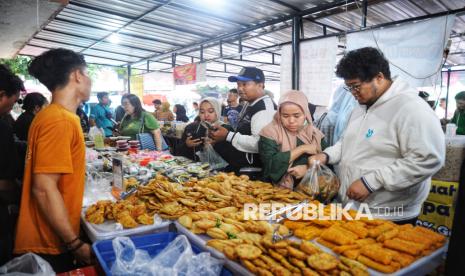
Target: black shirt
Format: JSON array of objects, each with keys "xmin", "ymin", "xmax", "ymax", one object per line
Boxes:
[
  {"xmin": 0, "ymin": 120, "xmax": 19, "ymax": 181},
  {"xmin": 14, "ymin": 111, "xmax": 34, "ymax": 141}
]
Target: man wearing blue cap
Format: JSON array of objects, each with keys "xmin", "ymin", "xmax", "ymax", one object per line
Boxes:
[{"xmin": 210, "ymin": 67, "xmax": 276, "ymax": 175}]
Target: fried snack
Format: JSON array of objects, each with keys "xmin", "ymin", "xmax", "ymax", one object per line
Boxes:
[
  {"xmin": 191, "ymin": 222, "xmax": 206, "ymax": 234},
  {"xmin": 283, "ymin": 220, "xmax": 312, "ymax": 230},
  {"xmin": 316, "ymin": 237, "xmax": 338, "ymax": 249},
  {"xmin": 278, "ymin": 257, "xmax": 300, "ymax": 273},
  {"xmin": 301, "ymin": 267, "xmax": 320, "ymax": 276},
  {"xmin": 354, "ymin": 238, "xmax": 376, "ymax": 247},
  {"xmin": 242, "ymin": 259, "xmax": 258, "ymax": 273},
  {"xmin": 294, "ymin": 226, "xmax": 323, "ymax": 240},
  {"xmin": 307, "ymin": 253, "xmax": 339, "ymax": 271},
  {"xmin": 384, "ymin": 238, "xmax": 426, "ymax": 256},
  {"xmin": 206, "ymin": 239, "xmax": 229, "ymax": 253},
  {"xmin": 357, "ymin": 255, "xmax": 400, "ymax": 273},
  {"xmin": 340, "ymin": 256, "xmax": 368, "ymax": 272},
  {"xmin": 215, "ymin": 206, "xmax": 238, "ymax": 215},
  {"xmin": 206, "ymin": 228, "xmax": 228, "ymax": 240},
  {"xmin": 289, "ymin": 257, "xmax": 307, "ymax": 269},
  {"xmin": 362, "ymin": 219, "xmax": 385, "ymax": 226},
  {"xmin": 368, "ymin": 223, "xmax": 395, "ymax": 238},
  {"xmin": 223, "ymin": 246, "xmax": 237, "ymax": 260},
  {"xmin": 413, "ymin": 226, "xmax": 446, "ymax": 243},
  {"xmin": 116, "ymin": 211, "xmax": 138, "ymax": 228},
  {"xmin": 311, "ymin": 219, "xmax": 334, "ymax": 228},
  {"xmin": 376, "ymin": 228, "xmax": 399, "ymax": 242},
  {"xmin": 255, "ymin": 267, "xmax": 273, "ymax": 276},
  {"xmin": 85, "ymin": 207, "xmax": 105, "ymax": 224},
  {"xmin": 320, "ymin": 226, "xmax": 355, "ymax": 245},
  {"xmin": 384, "ymin": 248, "xmax": 416, "ymax": 267},
  {"xmin": 333, "ymin": 244, "xmax": 360, "ymax": 254},
  {"xmin": 397, "ymin": 229, "xmax": 435, "ymax": 247},
  {"xmin": 235, "ymin": 244, "xmax": 262, "ymax": 260},
  {"xmin": 178, "ymin": 215, "xmax": 193, "ymax": 229},
  {"xmin": 195, "ymin": 219, "xmax": 216, "ymax": 230},
  {"xmin": 287, "ymin": 246, "xmax": 307, "ymax": 260},
  {"xmin": 360, "ymin": 244, "xmax": 393, "ymax": 265},
  {"xmin": 300, "ymin": 240, "xmax": 322, "ymax": 255},
  {"xmin": 220, "ymin": 223, "xmax": 241, "ymax": 235},
  {"xmin": 136, "ymin": 213, "xmax": 154, "ymax": 225},
  {"xmin": 342, "ymin": 249, "xmax": 360, "ymax": 260},
  {"xmin": 341, "ymin": 221, "xmax": 368, "ymax": 238},
  {"xmin": 275, "ymin": 249, "xmax": 289, "ymax": 257}
]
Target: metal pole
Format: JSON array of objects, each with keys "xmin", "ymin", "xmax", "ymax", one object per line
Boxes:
[
  {"xmin": 127, "ymin": 65, "xmax": 131, "ymax": 93},
  {"xmin": 361, "ymin": 0, "xmax": 368, "ymax": 28},
  {"xmin": 200, "ymin": 45, "xmax": 204, "ymax": 62},
  {"xmin": 445, "ymin": 68, "xmax": 451, "ymax": 119},
  {"xmin": 292, "ymin": 16, "xmax": 301, "ymax": 90}
]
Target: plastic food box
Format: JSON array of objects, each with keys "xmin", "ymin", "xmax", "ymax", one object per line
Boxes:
[
  {"xmin": 81, "ymin": 211, "xmax": 172, "ymax": 242},
  {"xmin": 92, "ymin": 232, "xmax": 232, "ymax": 276}
]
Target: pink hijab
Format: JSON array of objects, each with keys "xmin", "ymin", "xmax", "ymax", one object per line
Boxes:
[{"xmin": 260, "ymin": 90, "xmax": 323, "ymax": 154}]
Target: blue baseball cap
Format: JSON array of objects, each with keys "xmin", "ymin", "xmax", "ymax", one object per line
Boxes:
[{"xmin": 228, "ymin": 67, "xmax": 265, "ymax": 83}]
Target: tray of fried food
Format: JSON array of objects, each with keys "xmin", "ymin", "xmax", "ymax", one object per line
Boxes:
[
  {"xmin": 313, "ymin": 218, "xmax": 447, "ymax": 275},
  {"xmin": 84, "ymin": 197, "xmax": 156, "ymax": 228}
]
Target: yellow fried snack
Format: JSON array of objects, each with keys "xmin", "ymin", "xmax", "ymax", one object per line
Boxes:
[
  {"xmin": 301, "ymin": 267, "xmax": 320, "ymax": 276},
  {"xmin": 316, "ymin": 237, "xmax": 338, "ymax": 249},
  {"xmin": 214, "ymin": 206, "xmax": 238, "ymax": 215},
  {"xmin": 342, "ymin": 249, "xmax": 360, "ymax": 260},
  {"xmin": 191, "ymin": 222, "xmax": 206, "ymax": 234},
  {"xmin": 300, "ymin": 240, "xmax": 322, "ymax": 255},
  {"xmin": 235, "ymin": 244, "xmax": 262, "ymax": 260},
  {"xmin": 376, "ymin": 228, "xmax": 399, "ymax": 242},
  {"xmin": 413, "ymin": 226, "xmax": 446, "ymax": 243},
  {"xmin": 116, "ymin": 211, "xmax": 138, "ymax": 228},
  {"xmin": 368, "ymin": 223, "xmax": 395, "ymax": 238},
  {"xmin": 320, "ymin": 226, "xmax": 355, "ymax": 245},
  {"xmin": 397, "ymin": 229, "xmax": 435, "ymax": 247},
  {"xmin": 178, "ymin": 215, "xmax": 193, "ymax": 229},
  {"xmin": 360, "ymin": 244, "xmax": 393, "ymax": 265},
  {"xmin": 354, "ymin": 238, "xmax": 376, "ymax": 247},
  {"xmin": 223, "ymin": 246, "xmax": 237, "ymax": 260},
  {"xmin": 340, "ymin": 256, "xmax": 368, "ymax": 272},
  {"xmin": 333, "ymin": 244, "xmax": 360, "ymax": 254},
  {"xmin": 294, "ymin": 226, "xmax": 323, "ymax": 240},
  {"xmin": 384, "ymin": 238, "xmax": 426, "ymax": 256},
  {"xmin": 136, "ymin": 213, "xmax": 154, "ymax": 225},
  {"xmin": 195, "ymin": 219, "xmax": 217, "ymax": 230},
  {"xmin": 206, "ymin": 228, "xmax": 228, "ymax": 240},
  {"xmin": 289, "ymin": 257, "xmax": 307, "ymax": 269},
  {"xmin": 86, "ymin": 207, "xmax": 105, "ymax": 224},
  {"xmin": 357, "ymin": 255, "xmax": 400, "ymax": 273},
  {"xmin": 206, "ymin": 239, "xmax": 229, "ymax": 252},
  {"xmin": 242, "ymin": 259, "xmax": 258, "ymax": 273},
  {"xmin": 283, "ymin": 220, "xmax": 312, "ymax": 230},
  {"xmin": 307, "ymin": 252, "xmax": 339, "ymax": 271},
  {"xmin": 341, "ymin": 221, "xmax": 368, "ymax": 238},
  {"xmin": 255, "ymin": 267, "xmax": 273, "ymax": 276},
  {"xmin": 384, "ymin": 248, "xmax": 416, "ymax": 267},
  {"xmin": 287, "ymin": 246, "xmax": 307, "ymax": 260}
]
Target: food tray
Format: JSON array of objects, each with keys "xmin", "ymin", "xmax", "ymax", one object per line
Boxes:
[
  {"xmin": 176, "ymin": 221, "xmax": 446, "ymax": 276},
  {"xmin": 92, "ymin": 232, "xmax": 232, "ymax": 276},
  {"xmin": 312, "ymin": 238, "xmax": 447, "ymax": 276},
  {"xmin": 175, "ymin": 221, "xmax": 254, "ymax": 276},
  {"xmin": 81, "ymin": 210, "xmax": 172, "ymax": 242}
]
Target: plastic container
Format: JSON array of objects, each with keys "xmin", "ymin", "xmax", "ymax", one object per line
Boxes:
[
  {"xmin": 93, "ymin": 232, "xmax": 232, "ymax": 276},
  {"xmin": 81, "ymin": 211, "xmax": 171, "ymax": 242}
]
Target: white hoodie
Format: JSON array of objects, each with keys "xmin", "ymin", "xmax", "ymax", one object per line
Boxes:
[{"xmin": 324, "ymin": 78, "xmax": 445, "ymax": 221}]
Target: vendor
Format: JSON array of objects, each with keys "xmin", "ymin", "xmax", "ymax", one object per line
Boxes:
[
  {"xmin": 310, "ymin": 47, "xmax": 445, "ymax": 224},
  {"xmin": 119, "ymin": 94, "xmax": 162, "ymax": 150},
  {"xmin": 259, "ymin": 90, "xmax": 324, "ymax": 189},
  {"xmin": 177, "ymin": 97, "xmax": 224, "ymax": 161},
  {"xmin": 451, "ymin": 91, "xmax": 465, "ymax": 135}
]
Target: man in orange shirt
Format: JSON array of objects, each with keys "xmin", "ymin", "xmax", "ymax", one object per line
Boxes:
[{"xmin": 14, "ymin": 48, "xmax": 92, "ymax": 272}]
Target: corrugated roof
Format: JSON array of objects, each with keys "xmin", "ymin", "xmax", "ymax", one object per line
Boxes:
[{"xmin": 17, "ymin": 0, "xmax": 465, "ymax": 77}]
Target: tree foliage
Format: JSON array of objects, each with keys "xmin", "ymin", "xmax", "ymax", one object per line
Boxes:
[{"xmin": 0, "ymin": 56, "xmax": 32, "ymax": 79}]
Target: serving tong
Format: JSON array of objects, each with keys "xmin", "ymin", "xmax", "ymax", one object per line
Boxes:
[{"xmin": 265, "ymin": 199, "xmax": 309, "ymax": 243}]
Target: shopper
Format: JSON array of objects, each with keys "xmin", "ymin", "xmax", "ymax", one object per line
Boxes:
[
  {"xmin": 222, "ymin": 88, "xmax": 242, "ymax": 129},
  {"xmin": 450, "ymin": 91, "xmax": 465, "ymax": 135},
  {"xmin": 259, "ymin": 90, "xmax": 324, "ymax": 189},
  {"xmin": 14, "ymin": 48, "xmax": 92, "ymax": 272},
  {"xmin": 14, "ymin": 92, "xmax": 48, "ymax": 141},
  {"xmin": 177, "ymin": 98, "xmax": 224, "ymax": 161},
  {"xmin": 174, "ymin": 104, "xmax": 189, "ymax": 122},
  {"xmin": 119, "ymin": 94, "xmax": 162, "ymax": 150},
  {"xmin": 310, "ymin": 47, "xmax": 445, "ymax": 223},
  {"xmin": 0, "ymin": 64, "xmax": 24, "ymax": 266},
  {"xmin": 115, "ymin": 93, "xmax": 129, "ymax": 123},
  {"xmin": 209, "ymin": 67, "xmax": 276, "ymax": 175},
  {"xmin": 90, "ymin": 92, "xmax": 114, "ymax": 137},
  {"xmin": 155, "ymin": 101, "xmax": 175, "ymax": 122}
]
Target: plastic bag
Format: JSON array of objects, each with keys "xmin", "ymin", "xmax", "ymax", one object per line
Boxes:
[
  {"xmin": 296, "ymin": 160, "xmax": 340, "ymax": 203},
  {"xmin": 196, "ymin": 144, "xmax": 228, "ymax": 170},
  {"xmin": 150, "ymin": 235, "xmax": 193, "ymax": 270},
  {"xmin": 111, "ymin": 237, "xmax": 152, "ymax": 276},
  {"xmin": 0, "ymin": 253, "xmax": 55, "ymax": 276},
  {"xmin": 182, "ymin": 252, "xmax": 224, "ymax": 276}
]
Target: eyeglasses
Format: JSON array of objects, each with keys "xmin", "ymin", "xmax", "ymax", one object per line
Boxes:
[{"xmin": 343, "ymin": 83, "xmax": 363, "ymax": 93}]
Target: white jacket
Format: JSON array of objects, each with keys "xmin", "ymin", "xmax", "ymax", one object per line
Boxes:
[{"xmin": 324, "ymin": 78, "xmax": 445, "ymax": 221}]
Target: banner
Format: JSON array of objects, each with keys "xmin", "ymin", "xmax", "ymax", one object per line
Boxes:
[
  {"xmin": 280, "ymin": 36, "xmax": 339, "ymax": 106},
  {"xmin": 143, "ymin": 71, "xmax": 174, "ymax": 91},
  {"xmin": 347, "ymin": 15, "xmax": 455, "ymax": 88},
  {"xmin": 173, "ymin": 63, "xmax": 206, "ymax": 85}
]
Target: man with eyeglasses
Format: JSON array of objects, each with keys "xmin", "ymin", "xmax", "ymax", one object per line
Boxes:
[{"xmin": 310, "ymin": 47, "xmax": 445, "ymax": 224}]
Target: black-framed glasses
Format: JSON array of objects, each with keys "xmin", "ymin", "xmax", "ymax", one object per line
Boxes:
[{"xmin": 343, "ymin": 83, "xmax": 363, "ymax": 93}]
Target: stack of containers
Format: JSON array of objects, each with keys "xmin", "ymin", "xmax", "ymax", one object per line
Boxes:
[
  {"xmin": 116, "ymin": 140, "xmax": 129, "ymax": 151},
  {"xmin": 418, "ymin": 136, "xmax": 465, "ymax": 236}
]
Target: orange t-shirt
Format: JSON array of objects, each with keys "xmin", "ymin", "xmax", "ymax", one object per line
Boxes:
[{"xmin": 14, "ymin": 103, "xmax": 86, "ymax": 255}]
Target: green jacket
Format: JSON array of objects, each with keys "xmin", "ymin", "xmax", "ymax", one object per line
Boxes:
[
  {"xmin": 259, "ymin": 136, "xmax": 325, "ymax": 184},
  {"xmin": 451, "ymin": 109, "xmax": 465, "ymax": 135}
]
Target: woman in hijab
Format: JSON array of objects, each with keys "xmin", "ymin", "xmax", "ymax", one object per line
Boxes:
[
  {"xmin": 177, "ymin": 98, "xmax": 224, "ymax": 161},
  {"xmin": 174, "ymin": 104, "xmax": 189, "ymax": 122},
  {"xmin": 259, "ymin": 90, "xmax": 324, "ymax": 189}
]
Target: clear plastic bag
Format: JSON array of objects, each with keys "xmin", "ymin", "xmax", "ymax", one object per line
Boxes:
[
  {"xmin": 110, "ymin": 237, "xmax": 152, "ymax": 276},
  {"xmin": 296, "ymin": 160, "xmax": 340, "ymax": 203},
  {"xmin": 196, "ymin": 144, "xmax": 228, "ymax": 170},
  {"xmin": 150, "ymin": 235, "xmax": 193, "ymax": 270},
  {"xmin": 0, "ymin": 253, "xmax": 55, "ymax": 276}
]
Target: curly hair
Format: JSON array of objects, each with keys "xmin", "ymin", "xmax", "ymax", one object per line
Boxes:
[
  {"xmin": 336, "ymin": 47, "xmax": 391, "ymax": 82},
  {"xmin": 28, "ymin": 48, "xmax": 87, "ymax": 92}
]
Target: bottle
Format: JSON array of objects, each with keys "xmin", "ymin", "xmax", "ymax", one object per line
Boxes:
[{"xmin": 94, "ymin": 128, "xmax": 105, "ymax": 149}]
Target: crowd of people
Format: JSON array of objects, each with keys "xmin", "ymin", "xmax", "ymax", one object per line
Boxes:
[{"xmin": 0, "ymin": 45, "xmax": 463, "ymax": 272}]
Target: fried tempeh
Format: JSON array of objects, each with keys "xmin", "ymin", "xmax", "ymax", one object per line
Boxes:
[{"xmin": 360, "ymin": 244, "xmax": 393, "ymax": 265}]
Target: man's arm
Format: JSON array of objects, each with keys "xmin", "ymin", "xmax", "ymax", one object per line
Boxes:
[{"xmin": 227, "ymin": 109, "xmax": 274, "ymax": 153}]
